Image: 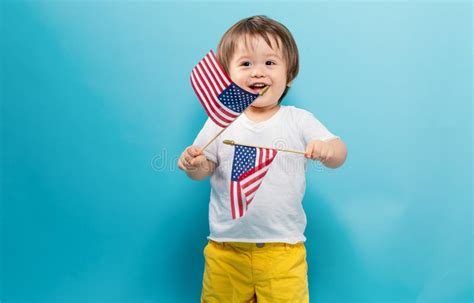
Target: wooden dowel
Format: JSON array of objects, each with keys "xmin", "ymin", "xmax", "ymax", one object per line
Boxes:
[
  {"xmin": 223, "ymin": 140, "xmax": 306, "ymax": 155},
  {"xmin": 259, "ymin": 86, "xmax": 270, "ymax": 96},
  {"xmin": 200, "ymin": 127, "xmax": 226, "ymax": 153}
]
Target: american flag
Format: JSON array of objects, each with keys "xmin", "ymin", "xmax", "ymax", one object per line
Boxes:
[
  {"xmin": 230, "ymin": 145, "xmax": 278, "ymax": 220},
  {"xmin": 190, "ymin": 50, "xmax": 259, "ymax": 128}
]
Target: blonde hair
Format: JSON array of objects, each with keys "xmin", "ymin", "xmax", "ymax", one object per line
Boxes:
[{"xmin": 216, "ymin": 15, "xmax": 299, "ymax": 86}]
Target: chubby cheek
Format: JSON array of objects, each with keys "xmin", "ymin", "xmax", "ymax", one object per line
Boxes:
[
  {"xmin": 228, "ymin": 69, "xmax": 245, "ymax": 86},
  {"xmin": 234, "ymin": 79, "xmax": 247, "ymax": 90}
]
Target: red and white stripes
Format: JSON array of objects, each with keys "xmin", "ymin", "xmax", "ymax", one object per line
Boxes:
[
  {"xmin": 190, "ymin": 50, "xmax": 238, "ymax": 128},
  {"xmin": 230, "ymin": 148, "xmax": 278, "ymax": 220}
]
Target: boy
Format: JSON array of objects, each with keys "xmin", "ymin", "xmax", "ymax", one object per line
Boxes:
[{"xmin": 178, "ymin": 15, "xmax": 347, "ymax": 302}]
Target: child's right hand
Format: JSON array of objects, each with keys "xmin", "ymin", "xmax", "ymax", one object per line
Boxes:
[{"xmin": 178, "ymin": 145, "xmax": 208, "ymax": 172}]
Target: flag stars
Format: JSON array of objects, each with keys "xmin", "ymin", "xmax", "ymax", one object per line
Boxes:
[
  {"xmin": 218, "ymin": 83, "xmax": 258, "ymax": 113},
  {"xmin": 231, "ymin": 146, "xmax": 257, "ymax": 181}
]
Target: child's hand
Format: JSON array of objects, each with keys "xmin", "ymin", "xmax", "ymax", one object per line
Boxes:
[
  {"xmin": 305, "ymin": 140, "xmax": 335, "ymax": 163},
  {"xmin": 178, "ymin": 145, "xmax": 208, "ymax": 172}
]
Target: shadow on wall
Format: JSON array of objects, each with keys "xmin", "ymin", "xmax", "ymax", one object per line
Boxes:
[
  {"xmin": 136, "ymin": 175, "xmax": 210, "ymax": 302},
  {"xmin": 135, "ymin": 102, "xmax": 213, "ymax": 302},
  {"xmin": 305, "ymin": 189, "xmax": 375, "ymax": 302}
]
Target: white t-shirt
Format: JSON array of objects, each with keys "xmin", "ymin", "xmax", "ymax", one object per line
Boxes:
[{"xmin": 193, "ymin": 105, "xmax": 339, "ymax": 244}]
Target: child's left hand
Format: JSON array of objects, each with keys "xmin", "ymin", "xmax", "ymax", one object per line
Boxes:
[{"xmin": 305, "ymin": 139, "xmax": 335, "ymax": 163}]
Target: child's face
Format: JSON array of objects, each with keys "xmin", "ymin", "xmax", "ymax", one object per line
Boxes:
[{"xmin": 228, "ymin": 35, "xmax": 289, "ymax": 108}]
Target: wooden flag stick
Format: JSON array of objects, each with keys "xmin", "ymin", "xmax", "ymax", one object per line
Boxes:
[
  {"xmin": 200, "ymin": 86, "xmax": 270, "ymax": 153},
  {"xmin": 259, "ymin": 85, "xmax": 270, "ymax": 96},
  {"xmin": 223, "ymin": 140, "xmax": 306, "ymax": 155},
  {"xmin": 200, "ymin": 127, "xmax": 226, "ymax": 153}
]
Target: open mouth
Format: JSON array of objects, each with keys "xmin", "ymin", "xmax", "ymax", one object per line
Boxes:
[{"xmin": 248, "ymin": 83, "xmax": 270, "ymax": 95}]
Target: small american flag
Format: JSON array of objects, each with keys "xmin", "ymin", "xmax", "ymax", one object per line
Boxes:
[
  {"xmin": 190, "ymin": 50, "xmax": 259, "ymax": 128},
  {"xmin": 230, "ymin": 144, "xmax": 278, "ymax": 219}
]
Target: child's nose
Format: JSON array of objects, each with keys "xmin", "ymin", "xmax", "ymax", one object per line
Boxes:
[{"xmin": 250, "ymin": 69, "xmax": 265, "ymax": 78}]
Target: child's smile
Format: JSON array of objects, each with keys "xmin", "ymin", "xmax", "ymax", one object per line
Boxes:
[{"xmin": 248, "ymin": 82, "xmax": 270, "ymax": 95}]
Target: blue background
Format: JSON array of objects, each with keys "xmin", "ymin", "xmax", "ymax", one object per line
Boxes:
[{"xmin": 1, "ymin": 1, "xmax": 472, "ymax": 302}]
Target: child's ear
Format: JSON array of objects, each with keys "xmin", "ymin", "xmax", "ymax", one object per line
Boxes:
[{"xmin": 287, "ymin": 81, "xmax": 293, "ymax": 87}]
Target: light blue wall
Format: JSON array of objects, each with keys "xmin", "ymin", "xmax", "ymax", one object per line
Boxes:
[{"xmin": 1, "ymin": 1, "xmax": 472, "ymax": 302}]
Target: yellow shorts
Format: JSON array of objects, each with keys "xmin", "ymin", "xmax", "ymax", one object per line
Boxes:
[{"xmin": 201, "ymin": 240, "xmax": 309, "ymax": 303}]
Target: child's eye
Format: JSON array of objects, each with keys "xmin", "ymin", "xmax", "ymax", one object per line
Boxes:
[
  {"xmin": 265, "ymin": 61, "xmax": 276, "ymax": 65},
  {"xmin": 241, "ymin": 61, "xmax": 251, "ymax": 67}
]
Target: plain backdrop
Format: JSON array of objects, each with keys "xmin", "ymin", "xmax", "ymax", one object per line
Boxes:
[{"xmin": 1, "ymin": 1, "xmax": 472, "ymax": 302}]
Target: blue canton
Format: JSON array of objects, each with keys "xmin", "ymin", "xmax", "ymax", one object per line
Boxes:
[
  {"xmin": 231, "ymin": 145, "xmax": 256, "ymax": 181},
  {"xmin": 218, "ymin": 83, "xmax": 258, "ymax": 113}
]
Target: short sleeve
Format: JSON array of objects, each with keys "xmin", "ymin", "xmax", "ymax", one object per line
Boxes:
[
  {"xmin": 193, "ymin": 118, "xmax": 221, "ymax": 164},
  {"xmin": 300, "ymin": 111, "xmax": 339, "ymax": 144}
]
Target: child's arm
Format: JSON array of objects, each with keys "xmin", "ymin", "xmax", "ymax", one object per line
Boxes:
[
  {"xmin": 178, "ymin": 145, "xmax": 216, "ymax": 180},
  {"xmin": 305, "ymin": 138, "xmax": 348, "ymax": 169}
]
